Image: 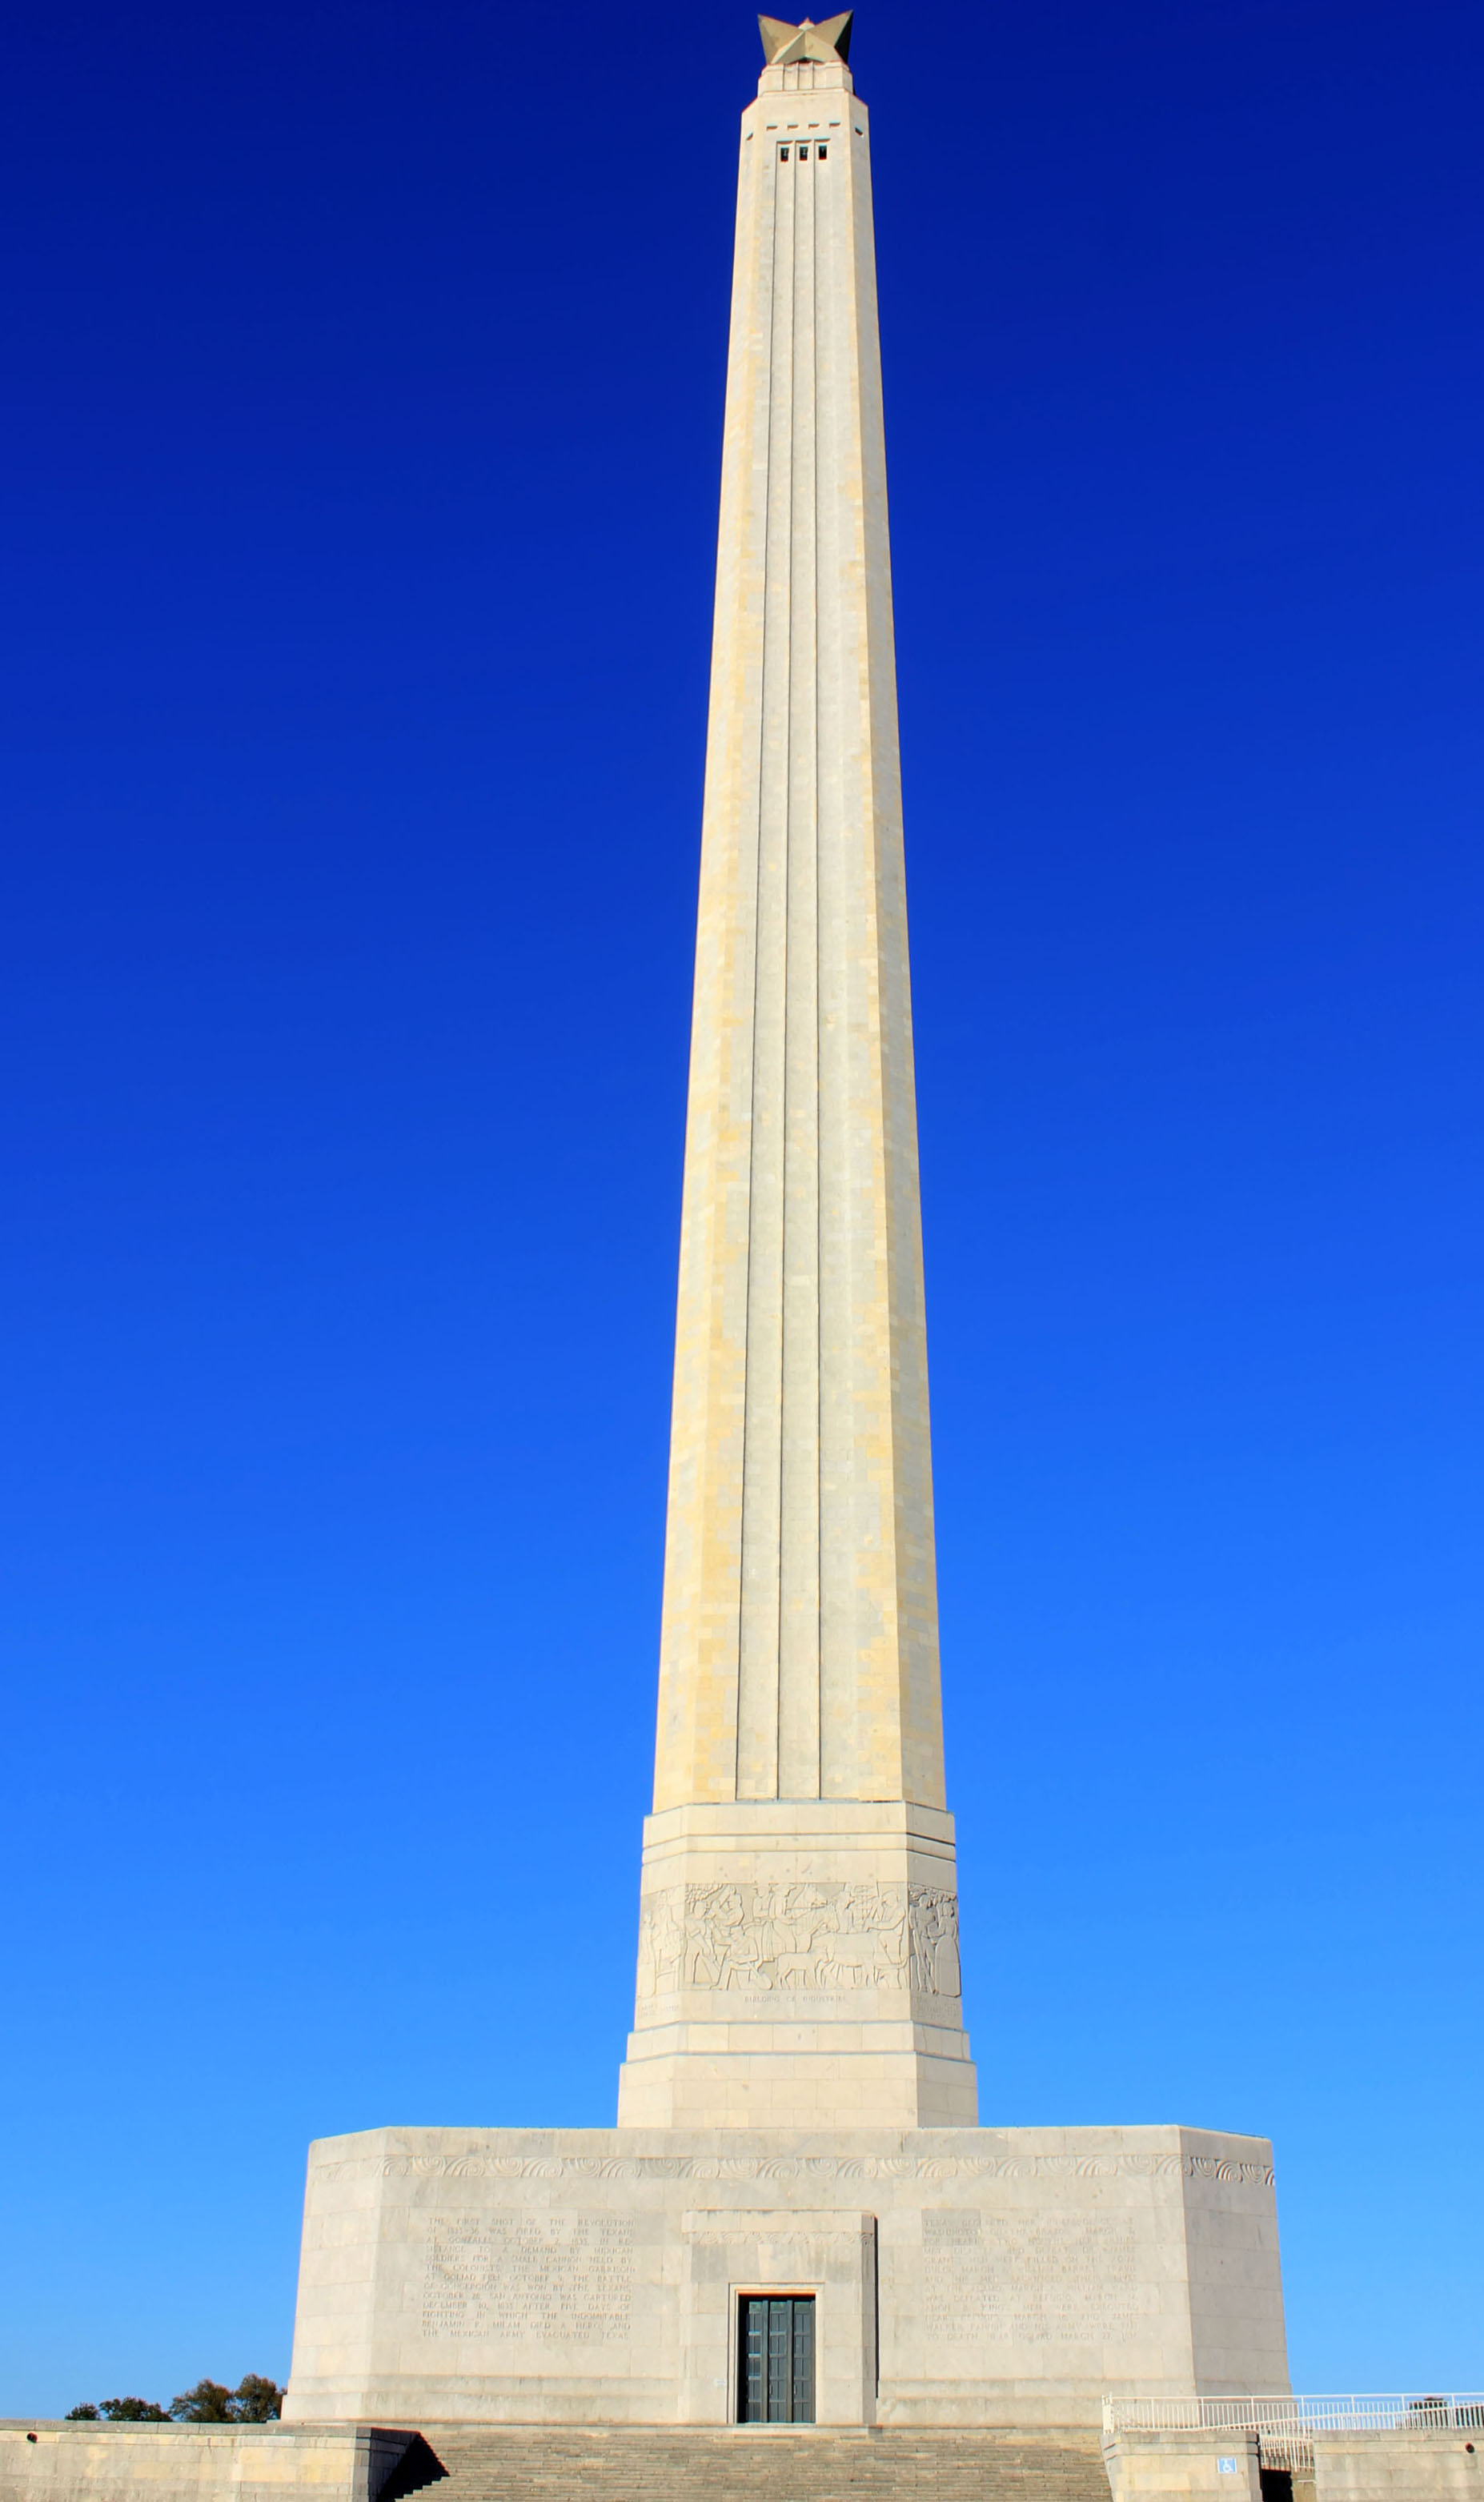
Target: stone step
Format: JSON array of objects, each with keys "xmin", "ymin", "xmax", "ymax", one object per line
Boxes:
[{"xmin": 383, "ymin": 2425, "xmax": 1112, "ymax": 2502}]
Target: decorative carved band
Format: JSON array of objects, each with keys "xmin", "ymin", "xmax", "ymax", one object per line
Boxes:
[
  {"xmin": 315, "ymin": 2150, "xmax": 1274, "ymax": 2190},
  {"xmin": 636, "ymin": 1880, "xmax": 961, "ymax": 2000}
]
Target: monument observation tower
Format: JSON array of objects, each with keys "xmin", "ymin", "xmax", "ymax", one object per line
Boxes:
[
  {"xmin": 283, "ymin": 14, "xmax": 1289, "ymax": 2438},
  {"xmin": 617, "ymin": 3, "xmax": 976, "ymax": 2138}
]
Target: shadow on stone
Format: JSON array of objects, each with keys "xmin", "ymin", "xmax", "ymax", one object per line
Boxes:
[{"xmin": 373, "ymin": 2435, "xmax": 448, "ymax": 2502}]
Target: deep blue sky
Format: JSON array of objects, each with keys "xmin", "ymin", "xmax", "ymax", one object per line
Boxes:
[{"xmin": 3, "ymin": 0, "xmax": 1481, "ymax": 2420}]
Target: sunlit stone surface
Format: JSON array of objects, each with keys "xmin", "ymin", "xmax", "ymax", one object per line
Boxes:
[{"xmin": 282, "ymin": 16, "xmax": 1290, "ymax": 2431}]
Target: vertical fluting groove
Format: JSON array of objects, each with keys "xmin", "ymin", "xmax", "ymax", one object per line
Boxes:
[
  {"xmin": 816, "ymin": 136, "xmax": 840, "ymax": 1798},
  {"xmin": 780, "ymin": 140, "xmax": 797, "ymax": 1798},
  {"xmin": 780, "ymin": 141, "xmax": 820, "ymax": 1802},
  {"xmin": 732, "ymin": 138, "xmax": 776, "ymax": 1799},
  {"xmin": 736, "ymin": 141, "xmax": 770, "ymax": 1797},
  {"xmin": 737, "ymin": 141, "xmax": 792, "ymax": 1798},
  {"xmin": 812, "ymin": 148, "xmax": 824, "ymax": 1798},
  {"xmin": 820, "ymin": 126, "xmax": 877, "ymax": 1799},
  {"xmin": 849, "ymin": 122, "xmax": 897, "ymax": 1803},
  {"xmin": 779, "ymin": 143, "xmax": 793, "ymax": 1796},
  {"xmin": 775, "ymin": 139, "xmax": 792, "ymax": 1792}
]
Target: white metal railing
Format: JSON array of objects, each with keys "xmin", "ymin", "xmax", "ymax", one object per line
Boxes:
[{"xmin": 1102, "ymin": 2396, "xmax": 1484, "ymax": 2472}]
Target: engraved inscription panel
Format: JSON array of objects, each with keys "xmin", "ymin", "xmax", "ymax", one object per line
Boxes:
[
  {"xmin": 637, "ymin": 1883, "xmax": 961, "ymax": 1999},
  {"xmin": 421, "ymin": 2212, "xmax": 634, "ymax": 2344},
  {"xmin": 922, "ymin": 2211, "xmax": 1137, "ymax": 2346}
]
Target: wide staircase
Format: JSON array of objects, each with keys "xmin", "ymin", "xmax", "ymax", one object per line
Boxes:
[{"xmin": 382, "ymin": 2425, "xmax": 1112, "ymax": 2502}]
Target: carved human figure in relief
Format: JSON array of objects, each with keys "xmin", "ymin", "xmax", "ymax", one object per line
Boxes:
[
  {"xmin": 686, "ymin": 1884, "xmax": 768, "ymax": 1990},
  {"xmin": 752, "ymin": 1881, "xmax": 822, "ymax": 1978},
  {"xmin": 637, "ymin": 1890, "xmax": 685, "ymax": 1999},
  {"xmin": 908, "ymin": 1888, "xmax": 962, "ymax": 1997},
  {"xmin": 818, "ymin": 1883, "xmax": 908, "ymax": 1988},
  {"xmin": 664, "ymin": 1879, "xmax": 961, "ymax": 1995}
]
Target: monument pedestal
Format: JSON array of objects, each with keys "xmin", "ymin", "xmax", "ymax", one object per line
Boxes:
[
  {"xmin": 618, "ymin": 1803, "xmax": 978, "ymax": 2131},
  {"xmin": 283, "ymin": 2123, "xmax": 1286, "ymax": 2430}
]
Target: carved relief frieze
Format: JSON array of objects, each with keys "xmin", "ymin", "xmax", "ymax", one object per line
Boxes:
[{"xmin": 635, "ymin": 1880, "xmax": 962, "ymax": 1999}]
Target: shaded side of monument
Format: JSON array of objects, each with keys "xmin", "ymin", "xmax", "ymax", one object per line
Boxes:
[{"xmin": 280, "ymin": 14, "xmax": 1289, "ymax": 2433}]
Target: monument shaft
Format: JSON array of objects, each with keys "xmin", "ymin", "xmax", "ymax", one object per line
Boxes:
[
  {"xmin": 656, "ymin": 59, "xmax": 933, "ymax": 1819},
  {"xmin": 618, "ymin": 36, "xmax": 977, "ymax": 2130}
]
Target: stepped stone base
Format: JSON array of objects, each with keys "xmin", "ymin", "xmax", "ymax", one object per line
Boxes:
[
  {"xmin": 392, "ymin": 2423, "xmax": 1112, "ymax": 2502},
  {"xmin": 8, "ymin": 2420, "xmax": 1478, "ymax": 2502},
  {"xmin": 0, "ymin": 2424, "xmax": 1111, "ymax": 2502},
  {"xmin": 283, "ymin": 2123, "xmax": 1286, "ymax": 2428}
]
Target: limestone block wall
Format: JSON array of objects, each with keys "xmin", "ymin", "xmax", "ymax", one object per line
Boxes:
[
  {"xmin": 0, "ymin": 2426, "xmax": 411, "ymax": 2502},
  {"xmin": 1312, "ymin": 2435, "xmax": 1484, "ymax": 2502},
  {"xmin": 283, "ymin": 2122, "xmax": 1286, "ymax": 2428},
  {"xmin": 1103, "ymin": 2425, "xmax": 1484, "ymax": 2502},
  {"xmin": 1101, "ymin": 2428, "xmax": 1262, "ymax": 2502}
]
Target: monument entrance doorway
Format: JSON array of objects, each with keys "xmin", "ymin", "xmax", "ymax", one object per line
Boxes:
[{"xmin": 739, "ymin": 2296, "xmax": 816, "ymax": 2424}]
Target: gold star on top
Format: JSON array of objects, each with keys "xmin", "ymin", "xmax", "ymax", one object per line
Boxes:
[{"xmin": 758, "ymin": 11, "xmax": 853, "ymax": 66}]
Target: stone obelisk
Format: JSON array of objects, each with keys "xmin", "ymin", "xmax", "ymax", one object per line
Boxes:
[
  {"xmin": 281, "ymin": 30, "xmax": 1289, "ymax": 2421},
  {"xmin": 617, "ymin": 11, "xmax": 978, "ymax": 2133}
]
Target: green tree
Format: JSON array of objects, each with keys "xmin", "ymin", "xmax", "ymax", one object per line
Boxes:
[
  {"xmin": 99, "ymin": 2400, "xmax": 170, "ymax": 2423},
  {"xmin": 64, "ymin": 2407, "xmax": 99, "ymax": 2421},
  {"xmin": 232, "ymin": 2378, "xmax": 284, "ymax": 2424},
  {"xmin": 169, "ymin": 2382, "xmax": 238, "ymax": 2424}
]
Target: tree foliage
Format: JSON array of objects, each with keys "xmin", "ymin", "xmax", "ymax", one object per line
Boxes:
[
  {"xmin": 170, "ymin": 2377, "xmax": 284, "ymax": 2423},
  {"xmin": 232, "ymin": 2378, "xmax": 284, "ymax": 2424},
  {"xmin": 64, "ymin": 2380, "xmax": 283, "ymax": 2426},
  {"xmin": 170, "ymin": 2381, "xmax": 239, "ymax": 2423}
]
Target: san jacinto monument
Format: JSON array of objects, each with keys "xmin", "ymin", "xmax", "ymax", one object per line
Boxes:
[{"xmin": 282, "ymin": 13, "xmax": 1289, "ymax": 2433}]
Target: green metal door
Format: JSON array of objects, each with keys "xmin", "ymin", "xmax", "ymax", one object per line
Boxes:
[{"xmin": 738, "ymin": 2295, "xmax": 816, "ymax": 2423}]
